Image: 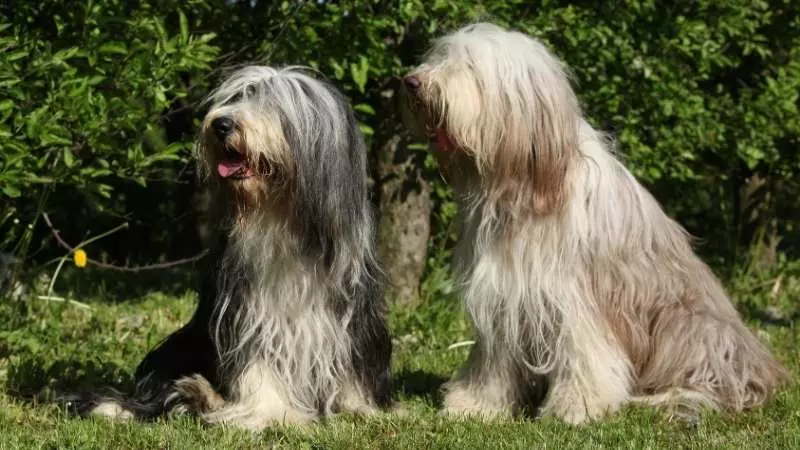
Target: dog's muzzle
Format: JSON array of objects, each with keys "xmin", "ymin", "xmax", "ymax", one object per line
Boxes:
[
  {"xmin": 401, "ymin": 75, "xmax": 456, "ymax": 154},
  {"xmin": 403, "ymin": 75, "xmax": 421, "ymax": 93},
  {"xmin": 211, "ymin": 116, "xmax": 254, "ymax": 180},
  {"xmin": 212, "ymin": 116, "xmax": 234, "ymax": 141}
]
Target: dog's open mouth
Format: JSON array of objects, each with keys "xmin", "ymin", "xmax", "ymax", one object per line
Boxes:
[
  {"xmin": 217, "ymin": 146, "xmax": 275, "ymax": 180},
  {"xmin": 217, "ymin": 146, "xmax": 254, "ymax": 179},
  {"xmin": 419, "ymin": 103, "xmax": 455, "ymax": 153},
  {"xmin": 424, "ymin": 121, "xmax": 455, "ymax": 153},
  {"xmin": 433, "ymin": 127, "xmax": 455, "ymax": 152},
  {"xmin": 404, "ymin": 85, "xmax": 457, "ymax": 154}
]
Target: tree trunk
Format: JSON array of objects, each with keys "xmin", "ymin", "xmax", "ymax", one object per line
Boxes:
[
  {"xmin": 376, "ymin": 134, "xmax": 432, "ymax": 307},
  {"xmin": 740, "ymin": 173, "xmax": 781, "ymax": 271}
]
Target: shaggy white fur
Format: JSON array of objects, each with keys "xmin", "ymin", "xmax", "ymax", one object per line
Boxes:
[
  {"xmin": 404, "ymin": 22, "xmax": 787, "ymax": 424},
  {"xmin": 85, "ymin": 66, "xmax": 392, "ymax": 430}
]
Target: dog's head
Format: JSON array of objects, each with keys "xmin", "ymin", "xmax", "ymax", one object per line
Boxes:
[
  {"xmin": 197, "ymin": 66, "xmax": 371, "ymax": 257},
  {"xmin": 402, "ymin": 23, "xmax": 581, "ymax": 214},
  {"xmin": 198, "ymin": 67, "xmax": 297, "ymax": 211}
]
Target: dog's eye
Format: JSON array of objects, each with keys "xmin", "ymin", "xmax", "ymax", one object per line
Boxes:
[
  {"xmin": 227, "ymin": 85, "xmax": 258, "ymax": 105},
  {"xmin": 257, "ymin": 156, "xmax": 274, "ymax": 177},
  {"xmin": 226, "ymin": 92, "xmax": 243, "ymax": 105}
]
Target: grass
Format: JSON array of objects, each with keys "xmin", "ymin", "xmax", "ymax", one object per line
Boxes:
[{"xmin": 0, "ymin": 265, "xmax": 798, "ymax": 449}]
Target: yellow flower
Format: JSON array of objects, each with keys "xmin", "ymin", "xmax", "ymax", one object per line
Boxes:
[{"xmin": 73, "ymin": 249, "xmax": 87, "ymax": 268}]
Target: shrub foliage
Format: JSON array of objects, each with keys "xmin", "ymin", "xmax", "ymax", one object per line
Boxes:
[{"xmin": 2, "ymin": 0, "xmax": 798, "ymax": 287}]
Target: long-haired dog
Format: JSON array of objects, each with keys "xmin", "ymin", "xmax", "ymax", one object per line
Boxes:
[
  {"xmin": 402, "ymin": 23, "xmax": 788, "ymax": 423},
  {"xmin": 82, "ymin": 66, "xmax": 392, "ymax": 430}
]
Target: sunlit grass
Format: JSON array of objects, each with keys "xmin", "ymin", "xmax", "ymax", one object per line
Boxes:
[{"xmin": 1, "ymin": 266, "xmax": 798, "ymax": 449}]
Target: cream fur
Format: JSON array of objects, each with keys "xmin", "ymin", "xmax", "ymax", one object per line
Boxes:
[{"xmin": 406, "ymin": 23, "xmax": 788, "ymax": 423}]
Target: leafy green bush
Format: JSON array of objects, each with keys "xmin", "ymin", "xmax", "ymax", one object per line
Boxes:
[
  {"xmin": 1, "ymin": 2, "xmax": 218, "ymax": 262},
  {"xmin": 1, "ymin": 0, "xmax": 797, "ymax": 293}
]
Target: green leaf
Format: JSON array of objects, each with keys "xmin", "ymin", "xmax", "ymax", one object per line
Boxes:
[
  {"xmin": 94, "ymin": 183, "xmax": 113, "ymax": 198},
  {"xmin": 141, "ymin": 153, "xmax": 181, "ymax": 167},
  {"xmin": 2, "ymin": 185, "xmax": 21, "ymax": 198},
  {"xmin": 354, "ymin": 103, "xmax": 376, "ymax": 115},
  {"xmin": 52, "ymin": 47, "xmax": 81, "ymax": 61},
  {"xmin": 6, "ymin": 50, "xmax": 29, "ymax": 62},
  {"xmin": 179, "ymin": 10, "xmax": 189, "ymax": 45},
  {"xmin": 350, "ymin": 56, "xmax": 370, "ymax": 93},
  {"xmin": 329, "ymin": 59, "xmax": 345, "ymax": 80},
  {"xmin": 40, "ymin": 132, "xmax": 72, "ymax": 147},
  {"xmin": 97, "ymin": 42, "xmax": 128, "ymax": 55},
  {"xmin": 358, "ymin": 123, "xmax": 374, "ymax": 136},
  {"xmin": 80, "ymin": 167, "xmax": 112, "ymax": 178},
  {"xmin": 23, "ymin": 175, "xmax": 55, "ymax": 184},
  {"xmin": 198, "ymin": 32, "xmax": 217, "ymax": 43},
  {"xmin": 63, "ymin": 149, "xmax": 75, "ymax": 168},
  {"xmin": 154, "ymin": 89, "xmax": 167, "ymax": 104}
]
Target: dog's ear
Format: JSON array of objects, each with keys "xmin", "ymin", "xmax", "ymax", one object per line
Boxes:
[
  {"xmin": 491, "ymin": 67, "xmax": 579, "ymax": 217},
  {"xmin": 527, "ymin": 80, "xmax": 578, "ymax": 216}
]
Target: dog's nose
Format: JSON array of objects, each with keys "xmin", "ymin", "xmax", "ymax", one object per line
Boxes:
[
  {"xmin": 212, "ymin": 116, "xmax": 234, "ymax": 139},
  {"xmin": 404, "ymin": 75, "xmax": 421, "ymax": 91}
]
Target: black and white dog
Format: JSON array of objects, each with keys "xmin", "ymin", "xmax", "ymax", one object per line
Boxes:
[{"xmin": 84, "ymin": 66, "xmax": 392, "ymax": 430}]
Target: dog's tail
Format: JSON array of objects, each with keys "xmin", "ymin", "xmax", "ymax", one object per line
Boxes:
[
  {"xmin": 638, "ymin": 307, "xmax": 790, "ymax": 415},
  {"xmin": 64, "ymin": 373, "xmax": 224, "ymax": 421},
  {"xmin": 69, "ymin": 390, "xmax": 143, "ymax": 420},
  {"xmin": 708, "ymin": 319, "xmax": 790, "ymax": 411},
  {"xmin": 62, "ymin": 376, "xmax": 180, "ymax": 421}
]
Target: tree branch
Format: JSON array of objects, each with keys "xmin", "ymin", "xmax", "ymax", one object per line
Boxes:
[{"xmin": 42, "ymin": 213, "xmax": 207, "ymax": 272}]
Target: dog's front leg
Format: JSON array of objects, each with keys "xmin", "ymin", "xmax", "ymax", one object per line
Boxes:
[
  {"xmin": 441, "ymin": 340, "xmax": 519, "ymax": 420},
  {"xmin": 199, "ymin": 363, "xmax": 316, "ymax": 431},
  {"xmin": 538, "ymin": 315, "xmax": 632, "ymax": 424}
]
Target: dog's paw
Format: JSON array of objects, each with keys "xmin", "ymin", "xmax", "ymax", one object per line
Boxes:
[
  {"xmin": 171, "ymin": 374, "xmax": 226, "ymax": 414},
  {"xmin": 387, "ymin": 403, "xmax": 411, "ymax": 417},
  {"xmin": 441, "ymin": 388, "xmax": 511, "ymax": 421},
  {"xmin": 335, "ymin": 383, "xmax": 383, "ymax": 416},
  {"xmin": 539, "ymin": 395, "xmax": 609, "ymax": 425},
  {"xmin": 439, "ymin": 405, "xmax": 507, "ymax": 421},
  {"xmin": 543, "ymin": 404, "xmax": 592, "ymax": 425},
  {"xmin": 203, "ymin": 406, "xmax": 318, "ymax": 432}
]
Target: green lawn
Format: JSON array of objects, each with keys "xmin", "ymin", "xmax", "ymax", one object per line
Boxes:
[{"xmin": 1, "ymin": 267, "xmax": 798, "ymax": 449}]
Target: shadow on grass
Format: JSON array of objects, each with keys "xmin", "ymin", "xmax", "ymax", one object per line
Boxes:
[
  {"xmin": 50, "ymin": 265, "xmax": 201, "ymax": 303},
  {"xmin": 391, "ymin": 369, "xmax": 553, "ymax": 417},
  {"xmin": 4, "ymin": 355, "xmax": 134, "ymax": 407},
  {"xmin": 393, "ymin": 369, "xmax": 447, "ymax": 406},
  {"xmin": 7, "ymin": 358, "xmax": 451, "ymax": 411}
]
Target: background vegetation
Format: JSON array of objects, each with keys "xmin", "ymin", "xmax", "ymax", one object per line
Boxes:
[
  {"xmin": 3, "ymin": 0, "xmax": 800, "ymax": 292},
  {"xmin": 1, "ymin": 1, "xmax": 798, "ymax": 448}
]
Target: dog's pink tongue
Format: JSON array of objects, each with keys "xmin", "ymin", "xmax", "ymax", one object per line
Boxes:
[
  {"xmin": 435, "ymin": 128, "xmax": 454, "ymax": 152},
  {"xmin": 217, "ymin": 160, "xmax": 245, "ymax": 178}
]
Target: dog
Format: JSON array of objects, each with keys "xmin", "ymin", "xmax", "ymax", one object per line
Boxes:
[
  {"xmin": 402, "ymin": 22, "xmax": 787, "ymax": 424},
  {"xmin": 82, "ymin": 66, "xmax": 392, "ymax": 430}
]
